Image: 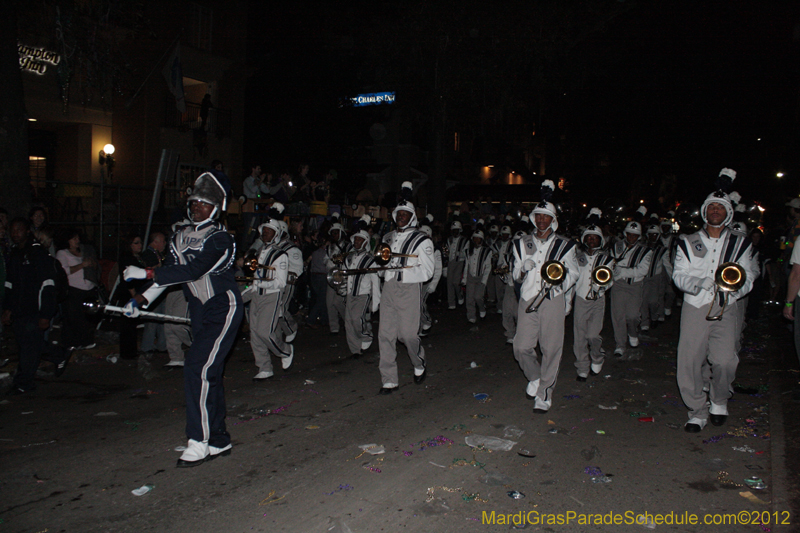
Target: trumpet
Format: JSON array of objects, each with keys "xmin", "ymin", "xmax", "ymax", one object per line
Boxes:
[
  {"xmin": 331, "ymin": 251, "xmax": 352, "ymax": 264},
  {"xmin": 525, "ymin": 260, "xmax": 567, "ymax": 313},
  {"xmin": 586, "ymin": 265, "xmax": 613, "ymax": 301},
  {"xmin": 327, "ymin": 265, "xmax": 414, "ymax": 291},
  {"xmin": 374, "ymin": 243, "xmax": 418, "ymax": 266},
  {"xmin": 492, "ymin": 264, "xmax": 510, "ymax": 283},
  {"xmin": 243, "ymin": 257, "xmax": 276, "ymax": 281},
  {"xmin": 706, "ymin": 262, "xmax": 746, "ymax": 321}
]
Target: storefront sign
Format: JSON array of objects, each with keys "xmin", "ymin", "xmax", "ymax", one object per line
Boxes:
[
  {"xmin": 18, "ymin": 44, "xmax": 61, "ymax": 75},
  {"xmin": 352, "ymin": 92, "xmax": 395, "ymax": 107}
]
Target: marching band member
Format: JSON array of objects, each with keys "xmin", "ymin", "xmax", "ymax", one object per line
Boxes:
[
  {"xmin": 445, "ymin": 221, "xmax": 468, "ymax": 309},
  {"xmin": 324, "ymin": 221, "xmax": 349, "ymax": 335},
  {"xmin": 673, "ymin": 168, "xmax": 756, "ymax": 433},
  {"xmin": 378, "ymin": 182, "xmax": 435, "ymax": 394},
  {"xmin": 486, "ymin": 224, "xmax": 501, "ymax": 305},
  {"xmin": 123, "ymin": 170, "xmax": 243, "ymax": 467},
  {"xmin": 419, "ymin": 222, "xmax": 442, "ymax": 336},
  {"xmin": 640, "ymin": 225, "xmax": 669, "ymax": 331},
  {"xmin": 660, "ymin": 215, "xmax": 678, "ymax": 318},
  {"xmin": 493, "ymin": 226, "xmax": 513, "ymax": 315},
  {"xmin": 610, "ymin": 221, "xmax": 652, "ymax": 356},
  {"xmin": 277, "ymin": 219, "xmax": 303, "ymax": 343},
  {"xmin": 247, "ymin": 205, "xmax": 294, "ymax": 381},
  {"xmin": 572, "ymin": 210, "xmax": 615, "ymax": 381},
  {"xmin": 512, "ymin": 180, "xmax": 579, "ymax": 413},
  {"xmin": 461, "ymin": 229, "xmax": 493, "ymax": 323},
  {"xmin": 343, "ymin": 221, "xmax": 381, "ymax": 357},
  {"xmin": 499, "ymin": 228, "xmax": 519, "ymax": 343}
]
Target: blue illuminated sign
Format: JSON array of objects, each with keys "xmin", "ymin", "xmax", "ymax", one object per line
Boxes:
[{"xmin": 351, "ymin": 92, "xmax": 395, "ymax": 107}]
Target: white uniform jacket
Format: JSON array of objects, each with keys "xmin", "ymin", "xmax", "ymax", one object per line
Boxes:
[
  {"xmin": 461, "ymin": 244, "xmax": 493, "ymax": 285},
  {"xmin": 381, "ymin": 228, "xmax": 435, "ymax": 283},
  {"xmin": 278, "ymin": 239, "xmax": 304, "ymax": 283},
  {"xmin": 673, "ymin": 227, "xmax": 756, "ymax": 308},
  {"xmin": 512, "ymin": 232, "xmax": 579, "ymax": 302},
  {"xmin": 250, "ymin": 244, "xmax": 288, "ymax": 294},
  {"xmin": 344, "ymin": 251, "xmax": 381, "ymax": 310},
  {"xmin": 611, "ymin": 241, "xmax": 652, "ymax": 284},
  {"xmin": 428, "ymin": 248, "xmax": 443, "ymax": 292},
  {"xmin": 574, "ymin": 248, "xmax": 615, "ymax": 300}
]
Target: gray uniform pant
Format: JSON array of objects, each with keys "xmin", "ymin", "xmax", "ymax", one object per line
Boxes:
[
  {"xmin": 610, "ymin": 280, "xmax": 643, "ymax": 350},
  {"xmin": 663, "ymin": 271, "xmax": 676, "ymax": 313},
  {"xmin": 345, "ymin": 294, "xmax": 372, "ymax": 354},
  {"xmin": 502, "ymin": 284, "xmax": 518, "ymax": 340},
  {"xmin": 420, "ymin": 284, "xmax": 433, "ymax": 332},
  {"xmin": 513, "ymin": 293, "xmax": 565, "ymax": 409},
  {"xmin": 677, "ymin": 300, "xmax": 740, "ymax": 421},
  {"xmin": 326, "ymin": 286, "xmax": 346, "ymax": 333},
  {"xmin": 465, "ymin": 274, "xmax": 486, "ymax": 322},
  {"xmin": 279, "ymin": 285, "xmax": 297, "ymax": 338},
  {"xmin": 640, "ymin": 277, "xmax": 660, "ymax": 329},
  {"xmin": 164, "ymin": 290, "xmax": 191, "ymax": 364},
  {"xmin": 573, "ymin": 295, "xmax": 605, "ymax": 375},
  {"xmin": 486, "ymin": 273, "xmax": 497, "ymax": 302},
  {"xmin": 446, "ymin": 260, "xmax": 465, "ymax": 307},
  {"xmin": 251, "ymin": 291, "xmax": 290, "ymax": 373},
  {"xmin": 379, "ymin": 280, "xmax": 425, "ymax": 386}
]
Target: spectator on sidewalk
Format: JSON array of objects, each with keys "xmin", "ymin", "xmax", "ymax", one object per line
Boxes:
[{"xmin": 55, "ymin": 229, "xmax": 97, "ymax": 351}]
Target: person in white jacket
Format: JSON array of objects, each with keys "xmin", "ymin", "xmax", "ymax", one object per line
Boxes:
[
  {"xmin": 640, "ymin": 225, "xmax": 669, "ymax": 331},
  {"xmin": 572, "ymin": 211, "xmax": 615, "ymax": 381},
  {"xmin": 512, "ymin": 180, "xmax": 580, "ymax": 414},
  {"xmin": 461, "ymin": 230, "xmax": 493, "ymax": 323},
  {"xmin": 418, "ymin": 223, "xmax": 442, "ymax": 336},
  {"xmin": 276, "ymin": 220, "xmax": 303, "ymax": 343},
  {"xmin": 247, "ymin": 209, "xmax": 294, "ymax": 381},
  {"xmin": 673, "ymin": 168, "xmax": 756, "ymax": 433},
  {"xmin": 609, "ymin": 221, "xmax": 652, "ymax": 356},
  {"xmin": 377, "ymin": 182, "xmax": 435, "ymax": 394},
  {"xmin": 344, "ymin": 228, "xmax": 381, "ymax": 357},
  {"xmin": 445, "ymin": 221, "xmax": 468, "ymax": 309}
]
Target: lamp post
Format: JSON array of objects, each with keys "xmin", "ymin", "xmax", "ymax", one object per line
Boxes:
[{"xmin": 99, "ymin": 144, "xmax": 115, "ymax": 259}]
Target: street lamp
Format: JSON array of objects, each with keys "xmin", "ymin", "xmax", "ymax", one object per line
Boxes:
[
  {"xmin": 98, "ymin": 143, "xmax": 116, "ymax": 259},
  {"xmin": 777, "ymin": 172, "xmax": 784, "ymax": 178}
]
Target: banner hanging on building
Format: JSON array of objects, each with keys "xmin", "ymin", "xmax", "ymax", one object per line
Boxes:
[{"xmin": 162, "ymin": 42, "xmax": 186, "ymax": 113}]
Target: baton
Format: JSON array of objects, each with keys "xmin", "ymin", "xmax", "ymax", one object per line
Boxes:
[{"xmin": 83, "ymin": 302, "xmax": 191, "ymax": 324}]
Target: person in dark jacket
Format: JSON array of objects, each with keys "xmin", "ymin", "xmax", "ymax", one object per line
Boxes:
[{"xmin": 1, "ymin": 218, "xmax": 68, "ymax": 394}]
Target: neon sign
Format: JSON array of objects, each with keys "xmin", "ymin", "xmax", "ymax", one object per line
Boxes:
[{"xmin": 18, "ymin": 44, "xmax": 61, "ymax": 75}]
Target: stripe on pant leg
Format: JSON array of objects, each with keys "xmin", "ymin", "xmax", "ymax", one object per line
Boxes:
[
  {"xmin": 267, "ymin": 294, "xmax": 290, "ymax": 357},
  {"xmin": 199, "ymin": 290, "xmax": 237, "ymax": 442}
]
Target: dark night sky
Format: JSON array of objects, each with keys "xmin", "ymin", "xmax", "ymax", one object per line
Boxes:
[{"xmin": 243, "ymin": 1, "xmax": 800, "ymax": 209}]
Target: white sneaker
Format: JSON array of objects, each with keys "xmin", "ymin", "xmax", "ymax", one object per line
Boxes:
[
  {"xmin": 628, "ymin": 336, "xmax": 639, "ymax": 347},
  {"xmin": 533, "ymin": 397, "xmax": 551, "ymax": 412},
  {"xmin": 506, "ymin": 338, "xmax": 514, "ymax": 345},
  {"xmin": 614, "ymin": 348, "xmax": 624, "ymax": 357},
  {"xmin": 361, "ymin": 340, "xmax": 373, "ymax": 351},
  {"xmin": 479, "ymin": 310, "xmax": 486, "ymax": 318},
  {"xmin": 285, "ymin": 330, "xmax": 297, "ymax": 343},
  {"xmin": 468, "ymin": 318, "xmax": 476, "ymax": 323},
  {"xmin": 526, "ymin": 379, "xmax": 540, "ymax": 399},
  {"xmin": 686, "ymin": 417, "xmax": 707, "ymax": 429},
  {"xmin": 590, "ymin": 362, "xmax": 603, "ymax": 375},
  {"xmin": 640, "ymin": 325, "xmax": 650, "ymax": 332},
  {"xmin": 253, "ymin": 371, "xmax": 274, "ymax": 381},
  {"xmin": 164, "ymin": 360, "xmax": 185, "ymax": 368},
  {"xmin": 177, "ymin": 439, "xmax": 209, "ymax": 467},
  {"xmin": 664, "ymin": 308, "xmax": 672, "ymax": 316},
  {"xmin": 448, "ymin": 306, "xmax": 456, "ymax": 310},
  {"xmin": 458, "ymin": 299, "xmax": 464, "ymax": 305},
  {"xmin": 281, "ymin": 344, "xmax": 294, "ymax": 370}
]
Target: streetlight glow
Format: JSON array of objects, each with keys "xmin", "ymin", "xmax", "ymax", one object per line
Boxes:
[
  {"xmin": 103, "ymin": 144, "xmax": 115, "ymax": 155},
  {"xmin": 777, "ymin": 172, "xmax": 784, "ymax": 178}
]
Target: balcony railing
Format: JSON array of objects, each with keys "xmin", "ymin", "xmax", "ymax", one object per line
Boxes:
[{"xmin": 164, "ymin": 98, "xmax": 231, "ymax": 138}]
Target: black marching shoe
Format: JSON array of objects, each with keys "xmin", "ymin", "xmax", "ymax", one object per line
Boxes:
[
  {"xmin": 378, "ymin": 386, "xmax": 395, "ymax": 395},
  {"xmin": 709, "ymin": 414, "xmax": 727, "ymax": 427},
  {"xmin": 576, "ymin": 375, "xmax": 587, "ymax": 382},
  {"xmin": 414, "ymin": 360, "xmax": 427, "ymax": 384}
]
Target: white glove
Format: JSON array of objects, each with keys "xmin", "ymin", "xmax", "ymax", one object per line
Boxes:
[
  {"xmin": 522, "ymin": 259, "xmax": 536, "ymax": 272},
  {"xmin": 426, "ymin": 284, "xmax": 437, "ymax": 294},
  {"xmin": 122, "ymin": 298, "xmax": 141, "ymax": 318},
  {"xmin": 700, "ymin": 278, "xmax": 716, "ymax": 292},
  {"xmin": 124, "ymin": 266, "xmax": 149, "ymax": 282}
]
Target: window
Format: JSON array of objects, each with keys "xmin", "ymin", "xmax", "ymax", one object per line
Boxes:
[
  {"xmin": 30, "ymin": 156, "xmax": 47, "ymax": 188},
  {"xmin": 188, "ymin": 3, "xmax": 213, "ymax": 51}
]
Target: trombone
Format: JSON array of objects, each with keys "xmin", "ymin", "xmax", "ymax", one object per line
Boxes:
[
  {"xmin": 586, "ymin": 265, "xmax": 613, "ymax": 301},
  {"xmin": 242, "ymin": 257, "xmax": 276, "ymax": 281},
  {"xmin": 706, "ymin": 262, "xmax": 746, "ymax": 321},
  {"xmin": 327, "ymin": 265, "xmax": 414, "ymax": 291},
  {"xmin": 525, "ymin": 260, "xmax": 567, "ymax": 313},
  {"xmin": 374, "ymin": 243, "xmax": 418, "ymax": 266}
]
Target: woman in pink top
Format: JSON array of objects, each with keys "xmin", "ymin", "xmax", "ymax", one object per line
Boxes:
[{"xmin": 55, "ymin": 230, "xmax": 97, "ymax": 351}]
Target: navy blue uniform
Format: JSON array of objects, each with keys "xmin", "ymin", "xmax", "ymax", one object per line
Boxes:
[{"xmin": 152, "ymin": 218, "xmax": 243, "ymax": 449}]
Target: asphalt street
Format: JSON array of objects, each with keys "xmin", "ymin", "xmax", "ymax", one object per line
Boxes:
[{"xmin": 0, "ymin": 297, "xmax": 794, "ymax": 532}]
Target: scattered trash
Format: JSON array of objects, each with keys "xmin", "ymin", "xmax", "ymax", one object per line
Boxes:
[
  {"xmin": 324, "ymin": 484, "xmax": 353, "ymax": 495},
  {"xmin": 259, "ymin": 490, "xmax": 287, "ymax": 505},
  {"xmin": 470, "ymin": 362, "xmax": 477, "ymax": 369},
  {"xmin": 517, "ymin": 449, "xmax": 536, "ymax": 458},
  {"xmin": 665, "ymin": 423, "xmax": 680, "ymax": 430},
  {"xmin": 503, "ymin": 425, "xmax": 524, "ymax": 439},
  {"xmin": 507, "ymin": 490, "xmax": 525, "ymax": 499},
  {"xmin": 465, "ymin": 434, "xmax": 516, "ymax": 452},
  {"xmin": 131, "ymin": 485, "xmax": 153, "ymax": 496},
  {"xmin": 429, "ymin": 462, "xmax": 447, "ymax": 468},
  {"xmin": 473, "ymin": 393, "xmax": 490, "ymax": 402},
  {"xmin": 739, "ymin": 491, "xmax": 770, "ymax": 505},
  {"xmin": 598, "ymin": 405, "xmax": 617, "ymax": 410},
  {"xmin": 106, "ymin": 354, "xmax": 119, "ymax": 364},
  {"xmin": 94, "ymin": 412, "xmax": 118, "ymax": 416},
  {"xmin": 596, "ymin": 430, "xmax": 606, "ymax": 435},
  {"xmin": 326, "ymin": 517, "xmax": 353, "ymax": 533},
  {"xmin": 569, "ymin": 495, "xmax": 585, "ymax": 507},
  {"xmin": 306, "ymin": 425, "xmax": 320, "ymax": 430},
  {"xmin": 638, "ymin": 417, "xmax": 655, "ymax": 423},
  {"xmin": 732, "ymin": 445, "xmax": 755, "ymax": 453},
  {"xmin": 358, "ymin": 444, "xmax": 385, "ymax": 455},
  {"xmin": 744, "ymin": 477, "xmax": 767, "ymax": 490},
  {"xmin": 592, "ymin": 475, "xmax": 613, "ymax": 484},
  {"xmin": 174, "ymin": 446, "xmax": 187, "ymax": 451},
  {"xmin": 304, "ymin": 379, "xmax": 316, "ymax": 385},
  {"xmin": 636, "ymin": 514, "xmax": 656, "ymax": 529}
]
